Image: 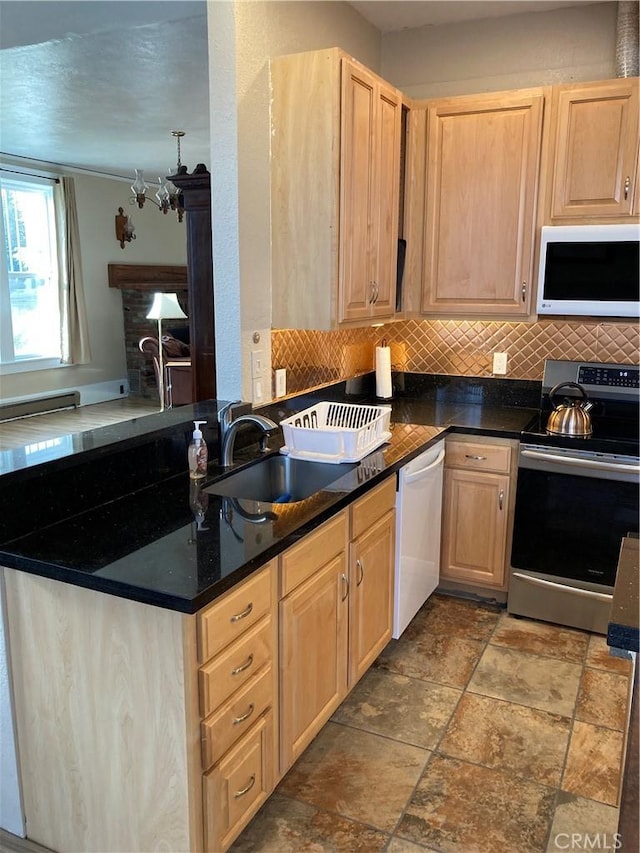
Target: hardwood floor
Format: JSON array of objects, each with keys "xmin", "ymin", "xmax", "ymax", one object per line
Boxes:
[{"xmin": 0, "ymin": 397, "xmax": 159, "ymax": 451}]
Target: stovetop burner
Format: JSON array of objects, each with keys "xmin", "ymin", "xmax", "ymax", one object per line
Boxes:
[{"xmin": 521, "ymin": 360, "xmax": 640, "ymax": 457}]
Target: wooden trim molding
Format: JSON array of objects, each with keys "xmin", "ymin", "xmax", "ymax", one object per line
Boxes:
[{"xmin": 108, "ymin": 263, "xmax": 188, "ymax": 290}]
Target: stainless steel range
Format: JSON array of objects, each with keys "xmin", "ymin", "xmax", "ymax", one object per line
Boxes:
[{"xmin": 508, "ymin": 360, "xmax": 640, "ymax": 634}]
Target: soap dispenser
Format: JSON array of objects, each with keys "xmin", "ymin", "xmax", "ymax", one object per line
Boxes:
[{"xmin": 188, "ymin": 420, "xmax": 208, "ymax": 479}]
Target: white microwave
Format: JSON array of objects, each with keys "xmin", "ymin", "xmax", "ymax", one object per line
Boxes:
[{"xmin": 537, "ymin": 224, "xmax": 640, "ymax": 318}]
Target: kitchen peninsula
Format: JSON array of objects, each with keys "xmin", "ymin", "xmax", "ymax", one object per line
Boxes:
[{"xmin": 1, "ymin": 373, "xmax": 539, "ymax": 852}]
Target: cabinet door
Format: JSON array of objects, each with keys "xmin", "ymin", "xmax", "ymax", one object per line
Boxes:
[
  {"xmin": 551, "ymin": 80, "xmax": 639, "ymax": 219},
  {"xmin": 339, "ymin": 61, "xmax": 400, "ymax": 323},
  {"xmin": 371, "ymin": 82, "xmax": 402, "ymax": 319},
  {"xmin": 279, "ymin": 553, "xmax": 348, "ymax": 773},
  {"xmin": 339, "ymin": 61, "xmax": 377, "ymax": 321},
  {"xmin": 349, "ymin": 509, "xmax": 395, "ymax": 686},
  {"xmin": 441, "ymin": 468, "xmax": 510, "ymax": 588},
  {"xmin": 422, "ymin": 91, "xmax": 544, "ymax": 316}
]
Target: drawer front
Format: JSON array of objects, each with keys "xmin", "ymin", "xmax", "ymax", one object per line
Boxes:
[
  {"xmin": 201, "ymin": 664, "xmax": 273, "ymax": 771},
  {"xmin": 199, "ymin": 617, "xmax": 272, "ymax": 718},
  {"xmin": 203, "ymin": 710, "xmax": 274, "ymax": 852},
  {"xmin": 198, "ymin": 563, "xmax": 273, "ymax": 664},
  {"xmin": 445, "ymin": 440, "xmax": 511, "ymax": 474},
  {"xmin": 280, "ymin": 511, "xmax": 347, "ymax": 597},
  {"xmin": 351, "ymin": 477, "xmax": 396, "ymax": 540}
]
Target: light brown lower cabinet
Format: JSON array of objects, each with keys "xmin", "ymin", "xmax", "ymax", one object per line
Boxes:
[
  {"xmin": 349, "ymin": 497, "xmax": 395, "ymax": 685},
  {"xmin": 3, "ymin": 477, "xmax": 396, "ymax": 853},
  {"xmin": 279, "ymin": 477, "xmax": 396, "ymax": 776},
  {"xmin": 203, "ymin": 708, "xmax": 275, "ymax": 852},
  {"xmin": 440, "ymin": 436, "xmax": 518, "ymax": 590}
]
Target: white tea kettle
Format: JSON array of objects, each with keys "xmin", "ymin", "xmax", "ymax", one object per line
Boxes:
[{"xmin": 546, "ymin": 382, "xmax": 594, "ymax": 437}]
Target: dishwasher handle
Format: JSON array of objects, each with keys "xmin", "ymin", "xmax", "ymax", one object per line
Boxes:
[{"xmin": 403, "ymin": 446, "xmax": 445, "ymax": 484}]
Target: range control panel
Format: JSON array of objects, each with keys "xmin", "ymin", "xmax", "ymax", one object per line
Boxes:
[
  {"xmin": 578, "ymin": 365, "xmax": 639, "ymax": 389},
  {"xmin": 542, "ymin": 360, "xmax": 640, "ymax": 401}
]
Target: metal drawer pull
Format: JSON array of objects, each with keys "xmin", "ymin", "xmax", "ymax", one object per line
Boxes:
[
  {"xmin": 341, "ymin": 573, "xmax": 349, "ymax": 601},
  {"xmin": 233, "ymin": 703, "xmax": 255, "ymax": 725},
  {"xmin": 230, "ymin": 602, "xmax": 253, "ymax": 623},
  {"xmin": 234, "ymin": 775, "xmax": 256, "ymax": 798},
  {"xmin": 231, "ymin": 654, "xmax": 254, "ymax": 676},
  {"xmin": 624, "ymin": 176, "xmax": 631, "ymax": 199},
  {"xmin": 356, "ymin": 559, "xmax": 364, "ymax": 586},
  {"xmin": 465, "ymin": 454, "xmax": 487, "ymax": 461},
  {"xmin": 512, "ymin": 573, "xmax": 613, "ymax": 603},
  {"xmin": 498, "ymin": 488, "xmax": 504, "ymax": 510}
]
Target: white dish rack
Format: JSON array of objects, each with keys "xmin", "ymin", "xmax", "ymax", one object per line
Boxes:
[{"xmin": 280, "ymin": 402, "xmax": 392, "ymax": 463}]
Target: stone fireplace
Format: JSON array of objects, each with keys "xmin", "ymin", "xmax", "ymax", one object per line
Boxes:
[{"xmin": 108, "ymin": 264, "xmax": 189, "ymax": 399}]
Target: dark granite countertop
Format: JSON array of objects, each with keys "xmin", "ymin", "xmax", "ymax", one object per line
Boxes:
[{"xmin": 0, "ymin": 373, "xmax": 538, "ymax": 614}]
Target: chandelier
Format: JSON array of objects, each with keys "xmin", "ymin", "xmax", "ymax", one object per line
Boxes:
[{"xmin": 130, "ymin": 130, "xmax": 186, "ymax": 222}]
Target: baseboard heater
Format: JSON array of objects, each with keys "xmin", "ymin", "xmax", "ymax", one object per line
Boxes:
[{"xmin": 0, "ymin": 391, "xmax": 80, "ymax": 421}]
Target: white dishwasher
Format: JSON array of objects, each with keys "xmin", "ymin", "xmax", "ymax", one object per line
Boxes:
[{"xmin": 393, "ymin": 440, "xmax": 445, "ymax": 638}]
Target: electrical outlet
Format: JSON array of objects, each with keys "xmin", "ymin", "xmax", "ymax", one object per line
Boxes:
[
  {"xmin": 275, "ymin": 369, "xmax": 287, "ymax": 397},
  {"xmin": 493, "ymin": 352, "xmax": 508, "ymax": 375},
  {"xmin": 252, "ymin": 377, "xmax": 264, "ymax": 404},
  {"xmin": 251, "ymin": 350, "xmax": 264, "ymax": 379}
]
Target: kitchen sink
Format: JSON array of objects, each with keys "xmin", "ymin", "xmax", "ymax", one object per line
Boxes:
[{"xmin": 204, "ymin": 454, "xmax": 358, "ymax": 503}]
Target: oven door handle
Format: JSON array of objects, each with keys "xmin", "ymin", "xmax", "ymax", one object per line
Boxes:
[
  {"xmin": 520, "ymin": 449, "xmax": 640, "ymax": 476},
  {"xmin": 511, "ymin": 573, "xmax": 613, "ymax": 602}
]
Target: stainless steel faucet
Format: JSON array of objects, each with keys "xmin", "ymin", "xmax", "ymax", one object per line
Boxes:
[{"xmin": 218, "ymin": 401, "xmax": 279, "ymax": 467}]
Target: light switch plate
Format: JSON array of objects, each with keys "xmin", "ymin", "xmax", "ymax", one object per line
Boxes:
[
  {"xmin": 251, "ymin": 350, "xmax": 264, "ymax": 379},
  {"xmin": 493, "ymin": 352, "xmax": 508, "ymax": 375}
]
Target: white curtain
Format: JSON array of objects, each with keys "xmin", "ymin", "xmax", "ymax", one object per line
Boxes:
[{"xmin": 56, "ymin": 177, "xmax": 91, "ymax": 364}]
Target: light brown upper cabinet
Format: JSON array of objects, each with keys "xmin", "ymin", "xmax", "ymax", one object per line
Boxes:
[
  {"xmin": 271, "ymin": 48, "xmax": 402, "ymax": 329},
  {"xmin": 420, "ymin": 89, "xmax": 545, "ymax": 317},
  {"xmin": 548, "ymin": 78, "xmax": 639, "ymax": 221}
]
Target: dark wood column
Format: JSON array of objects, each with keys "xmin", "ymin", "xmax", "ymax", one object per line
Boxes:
[{"xmin": 169, "ymin": 164, "xmax": 216, "ymax": 402}]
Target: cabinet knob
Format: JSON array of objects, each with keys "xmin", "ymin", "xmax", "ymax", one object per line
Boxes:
[{"xmin": 624, "ymin": 176, "xmax": 631, "ymax": 200}]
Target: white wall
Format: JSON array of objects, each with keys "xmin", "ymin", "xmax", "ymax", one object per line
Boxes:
[
  {"xmin": 382, "ymin": 2, "xmax": 617, "ymax": 98},
  {"xmin": 208, "ymin": 0, "xmax": 381, "ymax": 401},
  {"xmin": 0, "ymin": 167, "xmax": 187, "ymax": 404}
]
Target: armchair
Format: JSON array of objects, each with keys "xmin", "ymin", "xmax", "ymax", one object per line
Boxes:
[{"xmin": 139, "ymin": 335, "xmax": 192, "ymax": 407}]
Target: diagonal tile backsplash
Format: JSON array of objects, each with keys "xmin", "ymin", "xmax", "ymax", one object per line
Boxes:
[{"xmin": 272, "ymin": 319, "xmax": 639, "ymax": 396}]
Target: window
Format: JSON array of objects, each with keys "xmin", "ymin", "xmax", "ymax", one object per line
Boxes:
[{"xmin": 0, "ymin": 174, "xmax": 62, "ymax": 366}]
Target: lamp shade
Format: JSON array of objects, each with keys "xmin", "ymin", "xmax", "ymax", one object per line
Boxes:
[{"xmin": 146, "ymin": 292, "xmax": 187, "ymax": 321}]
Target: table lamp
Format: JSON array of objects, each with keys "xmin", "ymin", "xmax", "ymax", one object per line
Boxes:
[{"xmin": 146, "ymin": 292, "xmax": 188, "ymax": 410}]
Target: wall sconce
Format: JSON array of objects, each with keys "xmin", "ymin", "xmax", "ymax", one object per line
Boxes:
[
  {"xmin": 115, "ymin": 207, "xmax": 136, "ymax": 249},
  {"xmin": 146, "ymin": 292, "xmax": 188, "ymax": 411},
  {"xmin": 130, "ymin": 130, "xmax": 186, "ymax": 222}
]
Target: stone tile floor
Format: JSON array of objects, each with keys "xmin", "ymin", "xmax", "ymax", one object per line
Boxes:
[{"xmin": 232, "ymin": 593, "xmax": 633, "ymax": 852}]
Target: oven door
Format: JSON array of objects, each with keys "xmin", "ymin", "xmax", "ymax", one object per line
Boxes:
[{"xmin": 508, "ymin": 444, "xmax": 639, "ymax": 633}]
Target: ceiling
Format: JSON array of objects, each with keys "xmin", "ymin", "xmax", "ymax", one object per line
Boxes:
[{"xmin": 0, "ymin": 1, "xmax": 604, "ymax": 181}]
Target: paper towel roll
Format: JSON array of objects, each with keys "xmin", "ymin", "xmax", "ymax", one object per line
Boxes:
[{"xmin": 375, "ymin": 346, "xmax": 392, "ymax": 399}]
